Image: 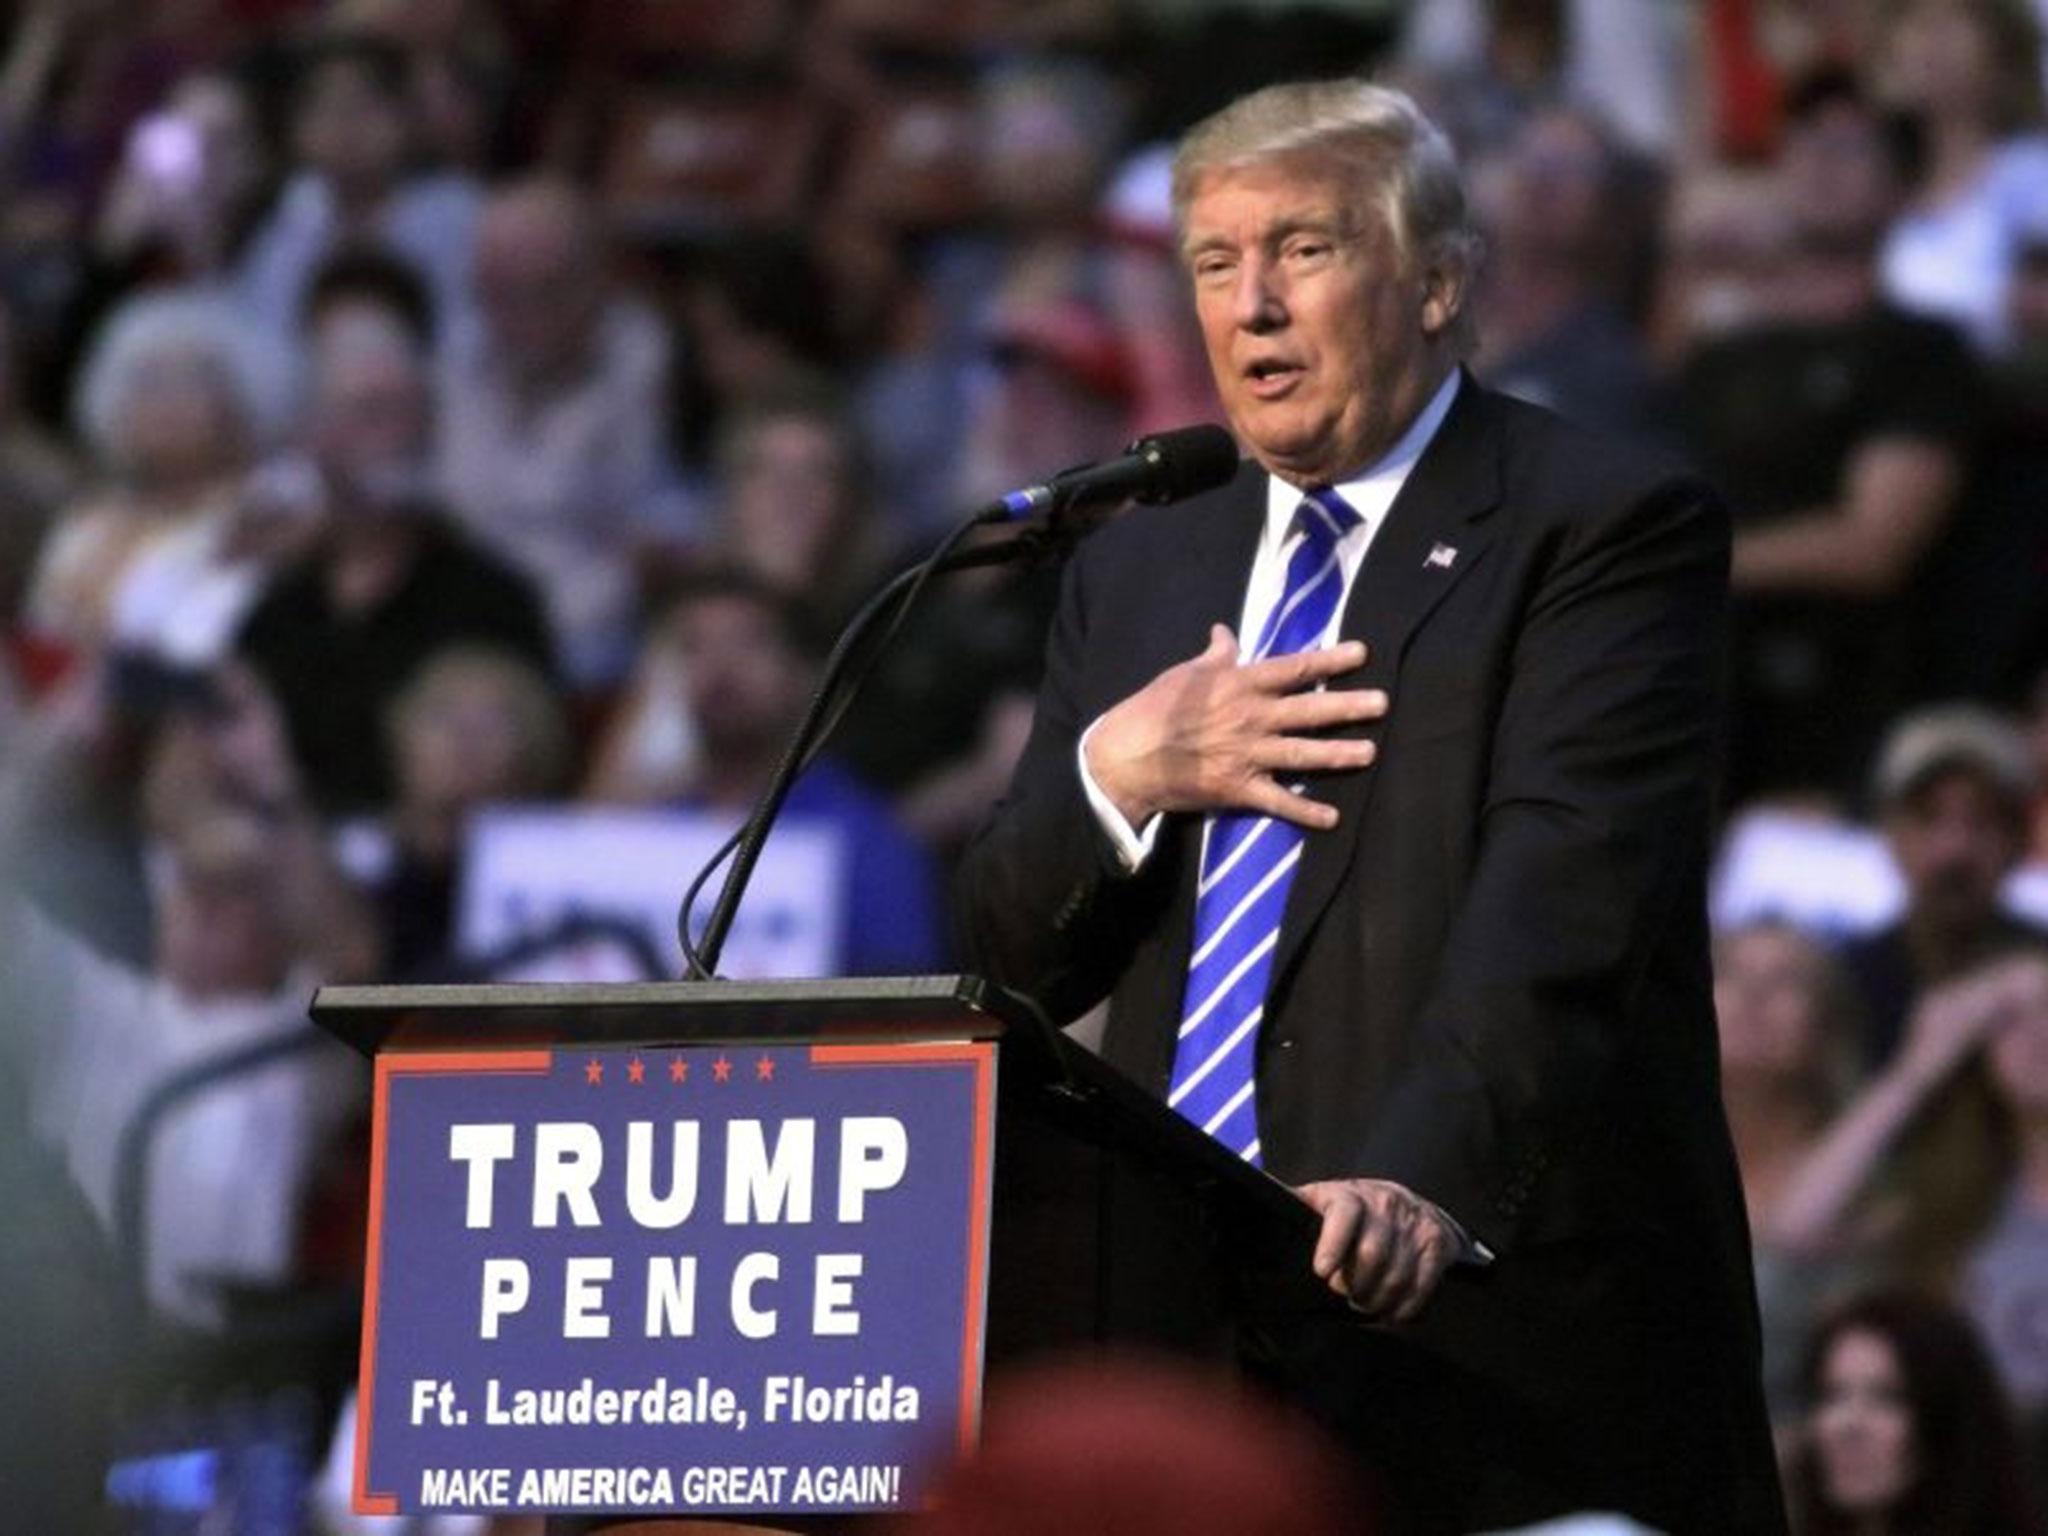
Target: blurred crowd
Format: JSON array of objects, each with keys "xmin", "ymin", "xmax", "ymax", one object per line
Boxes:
[{"xmin": 2, "ymin": 0, "xmax": 2048, "ymax": 1530}]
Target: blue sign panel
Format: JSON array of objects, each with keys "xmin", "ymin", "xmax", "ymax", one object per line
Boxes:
[{"xmin": 352, "ymin": 1040, "xmax": 996, "ymax": 1518}]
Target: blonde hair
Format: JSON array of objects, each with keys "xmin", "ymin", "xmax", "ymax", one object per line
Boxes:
[
  {"xmin": 1170, "ymin": 79, "xmax": 1482, "ymax": 348},
  {"xmin": 74, "ymin": 291, "xmax": 300, "ymax": 469},
  {"xmin": 1713, "ymin": 918, "xmax": 1868, "ymax": 1115},
  {"xmin": 388, "ymin": 646, "xmax": 571, "ymax": 797}
]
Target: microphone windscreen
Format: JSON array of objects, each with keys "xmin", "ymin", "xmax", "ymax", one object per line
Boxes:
[{"xmin": 1134, "ymin": 424, "xmax": 1241, "ymax": 504}]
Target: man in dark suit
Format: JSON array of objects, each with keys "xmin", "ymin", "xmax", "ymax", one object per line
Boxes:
[{"xmin": 959, "ymin": 81, "xmax": 1782, "ymax": 1532}]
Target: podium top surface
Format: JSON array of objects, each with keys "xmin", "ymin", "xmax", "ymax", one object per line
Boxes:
[{"xmin": 310, "ymin": 974, "xmax": 1012, "ymax": 1058}]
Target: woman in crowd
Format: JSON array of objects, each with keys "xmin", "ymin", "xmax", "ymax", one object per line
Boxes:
[
  {"xmin": 703, "ymin": 383, "xmax": 898, "ymax": 639},
  {"xmin": 338, "ymin": 644, "xmax": 570, "ymax": 978},
  {"xmin": 1878, "ymin": 0, "xmax": 2048, "ymax": 352},
  {"xmin": 24, "ymin": 290, "xmax": 291, "ymax": 662},
  {"xmin": 1786, "ymin": 1288, "xmax": 2042, "ymax": 1534},
  {"xmin": 1771, "ymin": 950, "xmax": 2048, "ymax": 1434},
  {"xmin": 1715, "ymin": 920, "xmax": 1872, "ymax": 1425}
]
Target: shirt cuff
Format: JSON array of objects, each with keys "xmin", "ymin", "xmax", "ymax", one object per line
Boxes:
[
  {"xmin": 1426, "ymin": 1199, "xmax": 1495, "ymax": 1267},
  {"xmin": 1077, "ymin": 718, "xmax": 1164, "ymax": 873}
]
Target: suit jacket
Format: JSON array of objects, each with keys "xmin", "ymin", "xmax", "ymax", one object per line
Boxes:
[{"xmin": 960, "ymin": 378, "xmax": 1785, "ymax": 1533}]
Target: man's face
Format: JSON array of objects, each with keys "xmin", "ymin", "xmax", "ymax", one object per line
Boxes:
[
  {"xmin": 1183, "ymin": 154, "xmax": 1450, "ymax": 486},
  {"xmin": 726, "ymin": 418, "xmax": 854, "ymax": 590},
  {"xmin": 1782, "ymin": 100, "xmax": 1896, "ymax": 247},
  {"xmin": 671, "ymin": 594, "xmax": 807, "ymax": 764},
  {"xmin": 1501, "ymin": 110, "xmax": 1609, "ymax": 261},
  {"xmin": 396, "ymin": 671, "xmax": 535, "ymax": 814},
  {"xmin": 294, "ymin": 59, "xmax": 406, "ymax": 196},
  {"xmin": 155, "ymin": 860, "xmax": 288, "ymax": 1000},
  {"xmin": 474, "ymin": 200, "xmax": 599, "ymax": 381},
  {"xmin": 310, "ymin": 322, "xmax": 431, "ymax": 512},
  {"xmin": 1885, "ymin": 768, "xmax": 2024, "ymax": 933}
]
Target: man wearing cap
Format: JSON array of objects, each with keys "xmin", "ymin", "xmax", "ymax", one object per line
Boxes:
[
  {"xmin": 961, "ymin": 80, "xmax": 1781, "ymax": 1531},
  {"xmin": 1844, "ymin": 704, "xmax": 2048, "ymax": 1067}
]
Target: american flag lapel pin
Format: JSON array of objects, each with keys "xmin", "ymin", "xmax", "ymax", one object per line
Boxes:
[{"xmin": 1425, "ymin": 542, "xmax": 1458, "ymax": 570}]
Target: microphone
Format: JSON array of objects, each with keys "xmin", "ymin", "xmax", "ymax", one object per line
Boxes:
[{"xmin": 989, "ymin": 424, "xmax": 1241, "ymax": 520}]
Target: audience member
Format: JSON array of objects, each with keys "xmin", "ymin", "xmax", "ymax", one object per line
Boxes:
[
  {"xmin": 26, "ymin": 290, "xmax": 292, "ymax": 661},
  {"xmin": 1677, "ymin": 71, "xmax": 1978, "ymax": 805},
  {"xmin": 1715, "ymin": 921, "xmax": 1872, "ymax": 1426},
  {"xmin": 1649, "ymin": 164, "xmax": 1788, "ymax": 365},
  {"xmin": 233, "ymin": 32, "xmax": 481, "ymax": 342},
  {"xmin": 825, "ymin": 202, "xmax": 977, "ymax": 543},
  {"xmin": 1398, "ymin": 0, "xmax": 1686, "ymax": 160},
  {"xmin": 1957, "ymin": 953, "xmax": 2048, "ymax": 1436},
  {"xmin": 1098, "ymin": 143, "xmax": 1223, "ymax": 437},
  {"xmin": 825, "ymin": 541, "xmax": 1055, "ymax": 852},
  {"xmin": 302, "ymin": 245, "xmax": 438, "ymax": 350},
  {"xmin": 977, "ymin": 58, "xmax": 1127, "ymax": 239},
  {"xmin": 237, "ymin": 299, "xmax": 553, "ymax": 814},
  {"xmin": 0, "ymin": 658, "xmax": 161, "ymax": 969},
  {"xmin": 100, "ymin": 254, "xmax": 443, "ymax": 679},
  {"xmin": 4, "ymin": 663, "xmax": 376, "ymax": 1328},
  {"xmin": 338, "ymin": 645, "xmax": 570, "ymax": 979},
  {"xmin": 437, "ymin": 178, "xmax": 672, "ymax": 686},
  {"xmin": 1876, "ymin": 0, "xmax": 2048, "ymax": 353},
  {"xmin": 0, "ymin": 2, "xmax": 229, "ymax": 260},
  {"xmin": 1840, "ymin": 706, "xmax": 2045, "ymax": 1065},
  {"xmin": 1785, "ymin": 1288, "xmax": 2044, "ymax": 1535},
  {"xmin": 1918, "ymin": 210, "xmax": 2048, "ymax": 700},
  {"xmin": 1772, "ymin": 952, "xmax": 2043, "ymax": 1318},
  {"xmin": 677, "ymin": 237, "xmax": 844, "ymax": 452},
  {"xmin": 92, "ymin": 66, "xmax": 275, "ymax": 289},
  {"xmin": 627, "ymin": 572, "xmax": 944, "ymax": 977},
  {"xmin": 1474, "ymin": 103, "xmax": 1667, "ymax": 440},
  {"xmin": 954, "ymin": 269, "xmax": 1137, "ymax": 513},
  {"xmin": 11, "ymin": 805, "xmax": 366, "ymax": 1329},
  {"xmin": 326, "ymin": 0, "xmax": 520, "ymax": 177},
  {"xmin": 700, "ymin": 384, "xmax": 897, "ymax": 636}
]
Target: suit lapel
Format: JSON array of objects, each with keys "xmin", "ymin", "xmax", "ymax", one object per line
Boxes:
[
  {"xmin": 1157, "ymin": 457, "xmax": 1267, "ymax": 666},
  {"xmin": 1270, "ymin": 374, "xmax": 1506, "ymax": 993}
]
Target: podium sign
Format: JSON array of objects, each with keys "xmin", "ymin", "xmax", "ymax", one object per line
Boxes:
[{"xmin": 352, "ymin": 1039, "xmax": 996, "ymax": 1519}]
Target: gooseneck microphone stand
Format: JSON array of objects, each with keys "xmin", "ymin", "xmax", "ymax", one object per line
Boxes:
[
  {"xmin": 678, "ymin": 510, "xmax": 1070, "ymax": 980},
  {"xmin": 677, "ymin": 424, "xmax": 1239, "ymax": 984}
]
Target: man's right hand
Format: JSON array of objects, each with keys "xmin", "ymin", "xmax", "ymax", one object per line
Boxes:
[{"xmin": 1084, "ymin": 625, "xmax": 1386, "ymax": 831}]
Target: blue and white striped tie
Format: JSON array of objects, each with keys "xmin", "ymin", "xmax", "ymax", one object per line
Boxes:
[{"xmin": 1168, "ymin": 486, "xmax": 1361, "ymax": 1165}]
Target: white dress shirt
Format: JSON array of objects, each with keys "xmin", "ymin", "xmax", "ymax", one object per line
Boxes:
[{"xmin": 1080, "ymin": 368, "xmax": 1463, "ymax": 867}]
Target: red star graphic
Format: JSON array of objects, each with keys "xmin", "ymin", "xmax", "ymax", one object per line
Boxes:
[
  {"xmin": 627, "ymin": 1057, "xmax": 646, "ymax": 1085},
  {"xmin": 584, "ymin": 1058, "xmax": 603, "ymax": 1085},
  {"xmin": 755, "ymin": 1055, "xmax": 776, "ymax": 1082},
  {"xmin": 668, "ymin": 1057, "xmax": 688, "ymax": 1084},
  {"xmin": 712, "ymin": 1056, "xmax": 733, "ymax": 1083}
]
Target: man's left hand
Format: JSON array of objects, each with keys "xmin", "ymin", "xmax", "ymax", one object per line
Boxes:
[{"xmin": 1296, "ymin": 1178, "xmax": 1460, "ymax": 1323}]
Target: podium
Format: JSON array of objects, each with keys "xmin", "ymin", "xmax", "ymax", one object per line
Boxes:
[{"xmin": 312, "ymin": 974, "xmax": 1465, "ymax": 1529}]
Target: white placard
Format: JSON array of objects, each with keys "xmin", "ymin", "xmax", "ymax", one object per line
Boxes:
[
  {"xmin": 1710, "ymin": 811, "xmax": 1903, "ymax": 940},
  {"xmin": 1711, "ymin": 808, "xmax": 2048, "ymax": 938},
  {"xmin": 457, "ymin": 807, "xmax": 846, "ymax": 981}
]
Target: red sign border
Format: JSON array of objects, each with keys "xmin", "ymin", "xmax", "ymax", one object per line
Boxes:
[{"xmin": 356, "ymin": 1049, "xmax": 552, "ymax": 1514}]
